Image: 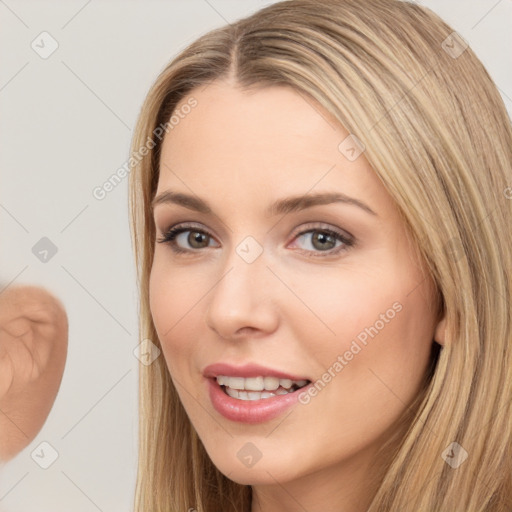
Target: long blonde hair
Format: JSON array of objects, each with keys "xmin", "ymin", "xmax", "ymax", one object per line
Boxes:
[{"xmin": 128, "ymin": 0, "xmax": 512, "ymax": 510}]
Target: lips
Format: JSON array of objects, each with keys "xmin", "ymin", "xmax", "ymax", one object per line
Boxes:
[
  {"xmin": 203, "ymin": 362, "xmax": 310, "ymax": 382},
  {"xmin": 203, "ymin": 363, "xmax": 313, "ymax": 423}
]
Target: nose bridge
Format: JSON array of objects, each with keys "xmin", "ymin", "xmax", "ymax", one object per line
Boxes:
[
  {"xmin": 217, "ymin": 234, "xmax": 269, "ymax": 297},
  {"xmin": 205, "ymin": 236, "xmax": 278, "ymax": 338}
]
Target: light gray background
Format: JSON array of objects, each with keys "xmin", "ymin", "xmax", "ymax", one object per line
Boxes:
[{"xmin": 0, "ymin": 1, "xmax": 510, "ymax": 511}]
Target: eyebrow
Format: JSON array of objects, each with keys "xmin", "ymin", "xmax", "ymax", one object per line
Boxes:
[{"xmin": 151, "ymin": 190, "xmax": 377, "ymax": 217}]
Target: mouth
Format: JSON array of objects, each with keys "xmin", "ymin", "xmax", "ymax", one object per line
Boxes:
[
  {"xmin": 216, "ymin": 375, "xmax": 311, "ymax": 401},
  {"xmin": 203, "ymin": 363, "xmax": 313, "ymax": 422}
]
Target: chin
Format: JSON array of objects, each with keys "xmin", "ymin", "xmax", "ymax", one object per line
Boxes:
[
  {"xmin": 217, "ymin": 464, "xmax": 285, "ymax": 486},
  {"xmin": 205, "ymin": 448, "xmax": 302, "ymax": 486}
]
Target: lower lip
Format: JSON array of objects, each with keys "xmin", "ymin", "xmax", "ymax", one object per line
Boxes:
[{"xmin": 207, "ymin": 378, "xmax": 308, "ymax": 424}]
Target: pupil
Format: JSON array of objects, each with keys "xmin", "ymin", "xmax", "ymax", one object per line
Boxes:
[
  {"xmin": 313, "ymin": 231, "xmax": 334, "ymax": 250},
  {"xmin": 189, "ymin": 231, "xmax": 207, "ymax": 248}
]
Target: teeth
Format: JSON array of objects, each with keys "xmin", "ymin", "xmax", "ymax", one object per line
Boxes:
[
  {"xmin": 225, "ymin": 387, "xmax": 278, "ymax": 401},
  {"xmin": 245, "ymin": 377, "xmax": 264, "ymax": 391},
  {"xmin": 280, "ymin": 378, "xmax": 293, "ymax": 389},
  {"xmin": 227, "ymin": 376, "xmax": 245, "ymax": 389},
  {"xmin": 264, "ymin": 376, "xmax": 280, "ymax": 390},
  {"xmin": 225, "ymin": 386, "xmax": 239, "ymax": 399},
  {"xmin": 216, "ymin": 375, "xmax": 309, "ymax": 396}
]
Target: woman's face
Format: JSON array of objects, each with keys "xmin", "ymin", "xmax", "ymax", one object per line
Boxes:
[{"xmin": 150, "ymin": 80, "xmax": 444, "ymax": 489}]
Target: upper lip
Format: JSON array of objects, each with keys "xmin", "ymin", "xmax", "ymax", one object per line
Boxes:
[{"xmin": 203, "ymin": 362, "xmax": 310, "ymax": 381}]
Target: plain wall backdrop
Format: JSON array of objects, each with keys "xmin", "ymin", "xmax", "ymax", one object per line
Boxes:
[{"xmin": 0, "ymin": 1, "xmax": 511, "ymax": 510}]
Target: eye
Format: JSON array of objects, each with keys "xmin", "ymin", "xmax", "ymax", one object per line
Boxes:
[
  {"xmin": 288, "ymin": 225, "xmax": 354, "ymax": 257},
  {"xmin": 156, "ymin": 223, "xmax": 218, "ymax": 254},
  {"xmin": 156, "ymin": 222, "xmax": 355, "ymax": 258}
]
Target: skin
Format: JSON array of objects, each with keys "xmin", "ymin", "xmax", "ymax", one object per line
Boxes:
[
  {"xmin": 0, "ymin": 285, "xmax": 68, "ymax": 462},
  {"xmin": 150, "ymin": 79, "xmax": 446, "ymax": 512}
]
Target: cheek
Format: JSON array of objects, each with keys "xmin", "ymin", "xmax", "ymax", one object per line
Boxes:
[
  {"xmin": 284, "ymin": 260, "xmax": 435, "ymax": 387},
  {"xmin": 358, "ymin": 291, "xmax": 436, "ymax": 405},
  {"xmin": 148, "ymin": 260, "xmax": 204, "ymax": 374},
  {"xmin": 279, "ymin": 268, "xmax": 435, "ymax": 457},
  {"xmin": 279, "ymin": 264, "xmax": 399, "ymax": 352},
  {"xmin": 149, "ymin": 254, "xmax": 205, "ymax": 326}
]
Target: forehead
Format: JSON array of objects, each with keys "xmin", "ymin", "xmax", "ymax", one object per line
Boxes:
[
  {"xmin": 161, "ymin": 81, "xmax": 346, "ymax": 167},
  {"xmin": 156, "ymin": 81, "xmax": 388, "ymax": 217}
]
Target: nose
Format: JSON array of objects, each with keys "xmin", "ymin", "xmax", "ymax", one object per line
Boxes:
[{"xmin": 204, "ymin": 248, "xmax": 279, "ymax": 340}]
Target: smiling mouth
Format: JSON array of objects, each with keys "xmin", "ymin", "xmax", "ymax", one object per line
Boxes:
[{"xmin": 216, "ymin": 375, "xmax": 311, "ymax": 401}]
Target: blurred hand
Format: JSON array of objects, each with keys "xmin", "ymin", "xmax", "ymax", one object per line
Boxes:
[{"xmin": 0, "ymin": 285, "xmax": 68, "ymax": 461}]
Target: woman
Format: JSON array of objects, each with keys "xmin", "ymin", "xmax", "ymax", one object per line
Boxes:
[{"xmin": 128, "ymin": 0, "xmax": 512, "ymax": 510}]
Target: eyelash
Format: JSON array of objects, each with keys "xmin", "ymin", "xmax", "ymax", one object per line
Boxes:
[{"xmin": 156, "ymin": 222, "xmax": 355, "ymax": 259}]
